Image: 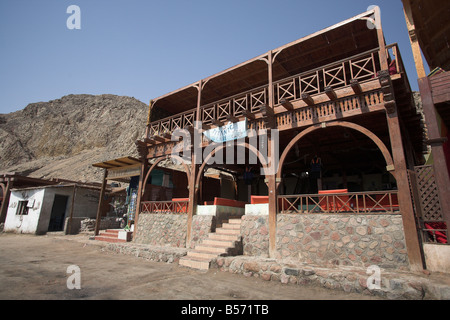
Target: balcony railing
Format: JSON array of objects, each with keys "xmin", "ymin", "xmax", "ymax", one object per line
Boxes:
[
  {"xmin": 147, "ymin": 45, "xmax": 402, "ymax": 141},
  {"xmin": 278, "ymin": 190, "xmax": 399, "ymax": 214},
  {"xmin": 141, "ymin": 200, "xmax": 189, "ymax": 214}
]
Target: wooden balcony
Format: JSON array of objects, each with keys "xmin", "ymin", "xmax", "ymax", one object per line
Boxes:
[{"xmin": 144, "ymin": 44, "xmax": 407, "ymax": 159}]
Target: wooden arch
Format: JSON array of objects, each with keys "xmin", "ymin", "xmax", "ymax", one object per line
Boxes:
[
  {"xmin": 276, "ymin": 120, "xmax": 395, "ymax": 185},
  {"xmin": 141, "ymin": 155, "xmax": 191, "ymax": 196},
  {"xmin": 194, "ymin": 141, "xmax": 270, "ymax": 194}
]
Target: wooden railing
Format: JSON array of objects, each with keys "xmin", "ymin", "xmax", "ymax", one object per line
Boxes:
[
  {"xmin": 141, "ymin": 201, "xmax": 189, "ymax": 214},
  {"xmin": 273, "ymin": 48, "xmax": 380, "ymax": 105},
  {"xmin": 278, "ymin": 191, "xmax": 399, "ymax": 214},
  {"xmin": 147, "ymin": 45, "xmax": 403, "ymax": 140}
]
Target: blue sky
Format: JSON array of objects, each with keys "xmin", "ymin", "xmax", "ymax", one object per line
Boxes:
[{"xmin": 0, "ymin": 0, "xmax": 429, "ymax": 114}]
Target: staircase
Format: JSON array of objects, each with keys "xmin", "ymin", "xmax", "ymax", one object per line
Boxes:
[
  {"xmin": 179, "ymin": 217, "xmax": 242, "ymax": 270},
  {"xmin": 94, "ymin": 229, "xmax": 132, "ymax": 243}
]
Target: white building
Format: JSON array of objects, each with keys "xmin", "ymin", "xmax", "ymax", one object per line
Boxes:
[{"xmin": 4, "ymin": 184, "xmax": 102, "ymax": 234}]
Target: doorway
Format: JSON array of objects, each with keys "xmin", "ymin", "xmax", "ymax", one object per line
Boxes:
[{"xmin": 48, "ymin": 195, "xmax": 69, "ymax": 231}]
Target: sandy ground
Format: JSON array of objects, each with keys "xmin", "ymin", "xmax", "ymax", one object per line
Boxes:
[{"xmin": 0, "ymin": 233, "xmax": 382, "ymax": 301}]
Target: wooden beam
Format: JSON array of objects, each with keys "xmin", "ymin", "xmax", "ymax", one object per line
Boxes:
[
  {"xmin": 153, "ymin": 135, "xmax": 167, "ymax": 143},
  {"xmin": 279, "ymin": 98, "xmax": 294, "ymax": 111},
  {"xmin": 402, "ymin": 0, "xmax": 427, "ymax": 78},
  {"xmin": 350, "ymin": 79, "xmax": 362, "ymax": 94},
  {"xmin": 0, "ymin": 180, "xmax": 12, "ymax": 223},
  {"xmin": 244, "ymin": 109, "xmax": 255, "ymax": 120},
  {"xmin": 94, "ymin": 169, "xmax": 108, "ymax": 236},
  {"xmin": 325, "ymin": 86, "xmax": 337, "ymax": 100},
  {"xmin": 66, "ymin": 185, "xmax": 77, "ymax": 235},
  {"xmin": 301, "ymin": 93, "xmax": 314, "ymax": 106},
  {"xmin": 202, "ymin": 122, "xmax": 211, "ymax": 130},
  {"xmin": 226, "ymin": 114, "xmax": 239, "ymax": 123}
]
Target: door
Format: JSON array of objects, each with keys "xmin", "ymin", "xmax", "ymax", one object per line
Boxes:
[{"xmin": 48, "ymin": 195, "xmax": 69, "ymax": 231}]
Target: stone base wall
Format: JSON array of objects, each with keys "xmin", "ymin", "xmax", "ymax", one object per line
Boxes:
[
  {"xmin": 134, "ymin": 214, "xmax": 188, "ymax": 247},
  {"xmin": 133, "ymin": 213, "xmax": 215, "ymax": 249},
  {"xmin": 212, "ymin": 256, "xmax": 428, "ymax": 299},
  {"xmin": 190, "ymin": 215, "xmax": 215, "ymax": 249},
  {"xmin": 275, "ymin": 214, "xmax": 409, "ymax": 269},
  {"xmin": 240, "ymin": 213, "xmax": 409, "ymax": 270},
  {"xmin": 79, "ymin": 217, "xmax": 121, "ymax": 233},
  {"xmin": 241, "ymin": 216, "xmax": 269, "ymax": 257}
]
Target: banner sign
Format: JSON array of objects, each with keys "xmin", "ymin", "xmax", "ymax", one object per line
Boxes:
[{"xmin": 203, "ymin": 120, "xmax": 247, "ymax": 143}]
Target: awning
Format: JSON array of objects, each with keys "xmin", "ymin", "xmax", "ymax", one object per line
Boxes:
[{"xmin": 92, "ymin": 156, "xmax": 142, "ymax": 182}]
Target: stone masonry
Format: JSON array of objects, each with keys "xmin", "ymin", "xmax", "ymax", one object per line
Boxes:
[
  {"xmin": 133, "ymin": 213, "xmax": 187, "ymax": 247},
  {"xmin": 240, "ymin": 213, "xmax": 409, "ymax": 270},
  {"xmin": 276, "ymin": 214, "xmax": 409, "ymax": 269},
  {"xmin": 133, "ymin": 213, "xmax": 215, "ymax": 249}
]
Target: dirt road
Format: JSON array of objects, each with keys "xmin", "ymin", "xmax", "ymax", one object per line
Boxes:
[{"xmin": 0, "ymin": 233, "xmax": 381, "ymax": 301}]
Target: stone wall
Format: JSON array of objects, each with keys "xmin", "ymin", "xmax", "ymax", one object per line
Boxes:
[
  {"xmin": 212, "ymin": 256, "xmax": 428, "ymax": 299},
  {"xmin": 133, "ymin": 213, "xmax": 188, "ymax": 247},
  {"xmin": 275, "ymin": 214, "xmax": 409, "ymax": 269},
  {"xmin": 241, "ymin": 216, "xmax": 269, "ymax": 257},
  {"xmin": 239, "ymin": 213, "xmax": 409, "ymax": 270},
  {"xmin": 190, "ymin": 215, "xmax": 215, "ymax": 249},
  {"xmin": 79, "ymin": 217, "xmax": 121, "ymax": 233},
  {"xmin": 133, "ymin": 213, "xmax": 215, "ymax": 248}
]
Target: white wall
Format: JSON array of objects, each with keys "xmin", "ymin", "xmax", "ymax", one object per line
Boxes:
[
  {"xmin": 4, "ymin": 186, "xmax": 100, "ymax": 234},
  {"xmin": 4, "ymin": 189, "xmax": 45, "ymax": 234}
]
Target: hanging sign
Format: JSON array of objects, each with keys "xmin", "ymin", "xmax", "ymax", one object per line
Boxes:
[{"xmin": 203, "ymin": 119, "xmax": 247, "ymax": 143}]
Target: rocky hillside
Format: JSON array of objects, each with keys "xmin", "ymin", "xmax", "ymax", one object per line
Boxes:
[{"xmin": 0, "ymin": 94, "xmax": 149, "ymax": 183}]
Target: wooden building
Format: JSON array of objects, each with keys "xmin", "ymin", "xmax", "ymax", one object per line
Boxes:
[
  {"xmin": 402, "ymin": 0, "xmax": 450, "ymax": 272},
  {"xmin": 134, "ymin": 7, "xmax": 428, "ymax": 271}
]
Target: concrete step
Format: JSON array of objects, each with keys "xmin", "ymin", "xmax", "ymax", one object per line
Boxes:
[
  {"xmin": 202, "ymin": 239, "xmax": 235, "ymax": 247},
  {"xmin": 194, "ymin": 244, "xmax": 228, "ymax": 254},
  {"xmin": 221, "ymin": 222, "xmax": 240, "ymax": 230},
  {"xmin": 208, "ymin": 233, "xmax": 240, "ymax": 241},
  {"xmin": 94, "ymin": 236, "xmax": 127, "ymax": 243},
  {"xmin": 186, "ymin": 250, "xmax": 218, "ymax": 260},
  {"xmin": 228, "ymin": 218, "xmax": 242, "ymax": 224},
  {"xmin": 179, "ymin": 256, "xmax": 210, "ymax": 270},
  {"xmin": 216, "ymin": 228, "xmax": 241, "ymax": 235}
]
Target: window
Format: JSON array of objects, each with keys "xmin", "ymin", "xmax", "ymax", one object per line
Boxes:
[{"xmin": 16, "ymin": 200, "xmax": 29, "ymax": 215}]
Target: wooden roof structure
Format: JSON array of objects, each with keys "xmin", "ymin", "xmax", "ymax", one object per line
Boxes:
[
  {"xmin": 402, "ymin": 0, "xmax": 450, "ymax": 72},
  {"xmin": 92, "ymin": 156, "xmax": 141, "ymax": 169},
  {"xmin": 151, "ymin": 9, "xmax": 380, "ymax": 117}
]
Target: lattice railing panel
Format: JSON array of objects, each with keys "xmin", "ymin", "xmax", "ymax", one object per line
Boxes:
[{"xmin": 414, "ymin": 165, "xmax": 442, "ymax": 221}]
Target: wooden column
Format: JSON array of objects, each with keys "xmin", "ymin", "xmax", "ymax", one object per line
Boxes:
[
  {"xmin": 380, "ymin": 71, "xmax": 425, "ymax": 271},
  {"xmin": 133, "ymin": 159, "xmax": 148, "ymax": 239},
  {"xmin": 66, "ymin": 185, "xmax": 77, "ymax": 235},
  {"xmin": 186, "ymin": 81, "xmax": 202, "ymax": 247},
  {"xmin": 374, "ymin": 6, "xmax": 388, "ymax": 71},
  {"xmin": 266, "ymin": 50, "xmax": 278, "ymax": 258},
  {"xmin": 402, "ymin": 0, "xmax": 427, "ymax": 79},
  {"xmin": 0, "ymin": 179, "xmax": 12, "ymax": 223},
  {"xmin": 418, "ymin": 76, "xmax": 450, "ymax": 243},
  {"xmin": 94, "ymin": 169, "xmax": 108, "ymax": 236}
]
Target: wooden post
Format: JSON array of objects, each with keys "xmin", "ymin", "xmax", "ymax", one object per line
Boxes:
[
  {"xmin": 66, "ymin": 185, "xmax": 77, "ymax": 235},
  {"xmin": 374, "ymin": 6, "xmax": 388, "ymax": 71},
  {"xmin": 94, "ymin": 169, "xmax": 108, "ymax": 236},
  {"xmin": 186, "ymin": 80, "xmax": 202, "ymax": 248},
  {"xmin": 380, "ymin": 70, "xmax": 424, "ymax": 271},
  {"xmin": 133, "ymin": 159, "xmax": 148, "ymax": 239},
  {"xmin": 418, "ymin": 77, "xmax": 450, "ymax": 243},
  {"xmin": 402, "ymin": 0, "xmax": 427, "ymax": 79},
  {"xmin": 266, "ymin": 50, "xmax": 278, "ymax": 258},
  {"xmin": 0, "ymin": 179, "xmax": 12, "ymax": 223}
]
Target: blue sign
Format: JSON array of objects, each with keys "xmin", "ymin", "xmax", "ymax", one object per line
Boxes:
[{"xmin": 203, "ymin": 120, "xmax": 247, "ymax": 143}]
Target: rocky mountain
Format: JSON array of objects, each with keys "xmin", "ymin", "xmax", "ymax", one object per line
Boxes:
[{"xmin": 0, "ymin": 94, "xmax": 149, "ymax": 183}]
